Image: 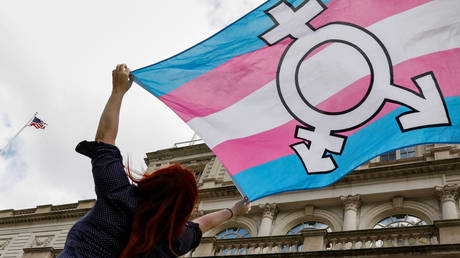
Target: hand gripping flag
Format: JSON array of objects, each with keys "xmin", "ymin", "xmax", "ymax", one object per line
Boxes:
[{"xmin": 133, "ymin": 0, "xmax": 460, "ymax": 201}]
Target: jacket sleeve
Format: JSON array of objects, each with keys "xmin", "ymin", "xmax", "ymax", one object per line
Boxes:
[
  {"xmin": 174, "ymin": 221, "xmax": 203, "ymax": 256},
  {"xmin": 76, "ymin": 140, "xmax": 131, "ymax": 197}
]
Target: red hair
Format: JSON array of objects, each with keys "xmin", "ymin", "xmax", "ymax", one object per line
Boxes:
[{"xmin": 121, "ymin": 164, "xmax": 198, "ymax": 257}]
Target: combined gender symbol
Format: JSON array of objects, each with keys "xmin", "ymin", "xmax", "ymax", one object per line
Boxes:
[{"xmin": 259, "ymin": 0, "xmax": 451, "ymax": 174}]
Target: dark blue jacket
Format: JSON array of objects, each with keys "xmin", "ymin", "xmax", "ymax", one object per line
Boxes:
[{"xmin": 58, "ymin": 141, "xmax": 202, "ymax": 258}]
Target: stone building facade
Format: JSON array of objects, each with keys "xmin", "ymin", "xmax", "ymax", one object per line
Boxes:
[{"xmin": 1, "ymin": 144, "xmax": 460, "ymax": 257}]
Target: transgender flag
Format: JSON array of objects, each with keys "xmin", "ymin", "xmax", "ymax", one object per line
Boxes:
[{"xmin": 133, "ymin": 0, "xmax": 460, "ymax": 201}]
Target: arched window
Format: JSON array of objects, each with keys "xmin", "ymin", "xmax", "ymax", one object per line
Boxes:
[
  {"xmin": 215, "ymin": 227, "xmax": 251, "ymax": 255},
  {"xmin": 281, "ymin": 221, "xmax": 331, "ymax": 252},
  {"xmin": 373, "ymin": 214, "xmax": 427, "ymax": 229},
  {"xmin": 216, "ymin": 227, "xmax": 250, "ymax": 239},
  {"xmin": 287, "ymin": 221, "xmax": 332, "ymax": 235}
]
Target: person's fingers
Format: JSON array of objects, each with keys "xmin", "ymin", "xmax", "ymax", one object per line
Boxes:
[{"xmin": 116, "ymin": 64, "xmax": 124, "ymax": 72}]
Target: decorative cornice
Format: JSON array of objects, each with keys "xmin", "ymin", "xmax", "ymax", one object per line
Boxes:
[
  {"xmin": 0, "ymin": 208, "xmax": 91, "ymax": 225},
  {"xmin": 198, "ymin": 185, "xmax": 240, "ymax": 199},
  {"xmin": 435, "ymin": 184, "xmax": 459, "ymax": 203},
  {"xmin": 145, "ymin": 143, "xmax": 212, "ymax": 164},
  {"xmin": 335, "ymin": 157, "xmax": 460, "ymax": 185},
  {"xmin": 340, "ymin": 195, "xmax": 361, "ymax": 211},
  {"xmin": 434, "ymin": 219, "xmax": 460, "ymax": 228},
  {"xmin": 0, "ymin": 200, "xmax": 94, "ymax": 225},
  {"xmin": 196, "ymin": 158, "xmax": 460, "ymax": 199}
]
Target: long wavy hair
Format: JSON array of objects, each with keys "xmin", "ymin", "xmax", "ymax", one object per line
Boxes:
[{"xmin": 120, "ymin": 163, "xmax": 198, "ymax": 257}]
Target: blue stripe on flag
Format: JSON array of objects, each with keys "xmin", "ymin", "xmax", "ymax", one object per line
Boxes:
[
  {"xmin": 133, "ymin": 0, "xmax": 332, "ymax": 97},
  {"xmin": 233, "ymin": 96, "xmax": 460, "ymax": 201}
]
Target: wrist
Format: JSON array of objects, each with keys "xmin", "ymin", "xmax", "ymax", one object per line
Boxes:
[
  {"xmin": 225, "ymin": 208, "xmax": 234, "ymax": 219},
  {"xmin": 111, "ymin": 90, "xmax": 126, "ymax": 98}
]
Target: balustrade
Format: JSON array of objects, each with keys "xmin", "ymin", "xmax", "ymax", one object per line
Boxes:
[
  {"xmin": 325, "ymin": 225, "xmax": 438, "ymax": 250},
  {"xmin": 191, "ymin": 225, "xmax": 451, "ymax": 256},
  {"xmin": 212, "ymin": 235, "xmax": 303, "ymax": 256}
]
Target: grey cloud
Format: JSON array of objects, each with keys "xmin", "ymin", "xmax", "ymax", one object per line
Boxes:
[{"xmin": 200, "ymin": 0, "xmax": 265, "ymax": 28}]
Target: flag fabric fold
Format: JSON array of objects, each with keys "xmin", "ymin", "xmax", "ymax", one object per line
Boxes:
[{"xmin": 133, "ymin": 0, "xmax": 460, "ymax": 201}]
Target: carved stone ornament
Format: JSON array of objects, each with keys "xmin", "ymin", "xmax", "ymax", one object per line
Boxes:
[
  {"xmin": 0, "ymin": 239, "xmax": 10, "ymax": 250},
  {"xmin": 260, "ymin": 203, "xmax": 277, "ymax": 220},
  {"xmin": 340, "ymin": 195, "xmax": 361, "ymax": 212},
  {"xmin": 32, "ymin": 235, "xmax": 53, "ymax": 247},
  {"xmin": 392, "ymin": 196, "xmax": 404, "ymax": 208},
  {"xmin": 435, "ymin": 184, "xmax": 459, "ymax": 203}
]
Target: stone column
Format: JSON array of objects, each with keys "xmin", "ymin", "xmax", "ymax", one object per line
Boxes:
[
  {"xmin": 340, "ymin": 195, "xmax": 361, "ymax": 231},
  {"xmin": 435, "ymin": 184, "xmax": 459, "ymax": 220},
  {"xmin": 258, "ymin": 203, "xmax": 277, "ymax": 236}
]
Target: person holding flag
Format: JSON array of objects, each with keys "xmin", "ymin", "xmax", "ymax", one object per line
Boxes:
[{"xmin": 58, "ymin": 64, "xmax": 251, "ymax": 258}]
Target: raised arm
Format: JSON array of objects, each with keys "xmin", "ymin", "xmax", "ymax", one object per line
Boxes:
[
  {"xmin": 193, "ymin": 197, "xmax": 251, "ymax": 233},
  {"xmin": 95, "ymin": 64, "xmax": 133, "ymax": 145}
]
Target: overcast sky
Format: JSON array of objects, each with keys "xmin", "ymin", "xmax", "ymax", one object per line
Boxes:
[{"xmin": 0, "ymin": 0, "xmax": 265, "ymax": 210}]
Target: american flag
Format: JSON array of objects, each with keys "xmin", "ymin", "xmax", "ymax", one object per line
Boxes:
[{"xmin": 29, "ymin": 117, "xmax": 47, "ymax": 129}]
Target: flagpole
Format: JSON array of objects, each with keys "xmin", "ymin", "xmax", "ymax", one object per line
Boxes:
[
  {"xmin": 189, "ymin": 133, "xmax": 198, "ymax": 146},
  {"xmin": 0, "ymin": 112, "xmax": 37, "ymax": 155}
]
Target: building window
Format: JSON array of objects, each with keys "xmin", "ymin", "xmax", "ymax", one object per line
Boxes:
[
  {"xmin": 380, "ymin": 150, "xmax": 396, "ymax": 161},
  {"xmin": 379, "ymin": 146, "xmax": 417, "ymax": 161},
  {"xmin": 216, "ymin": 227, "xmax": 251, "ymax": 255},
  {"xmin": 400, "ymin": 146, "xmax": 416, "ymax": 159},
  {"xmin": 287, "ymin": 221, "xmax": 332, "ymax": 235},
  {"xmin": 216, "ymin": 227, "xmax": 250, "ymax": 239},
  {"xmin": 373, "ymin": 214, "xmax": 427, "ymax": 229}
]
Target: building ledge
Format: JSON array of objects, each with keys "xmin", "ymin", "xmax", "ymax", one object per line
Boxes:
[
  {"xmin": 195, "ymin": 244, "xmax": 460, "ymax": 257},
  {"xmin": 196, "ymin": 157, "xmax": 460, "ymax": 198},
  {"xmin": 0, "ymin": 200, "xmax": 95, "ymax": 225}
]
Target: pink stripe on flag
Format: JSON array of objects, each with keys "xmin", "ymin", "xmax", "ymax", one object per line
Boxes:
[
  {"xmin": 160, "ymin": 39, "xmax": 290, "ymax": 122},
  {"xmin": 159, "ymin": 0, "xmax": 433, "ymax": 122},
  {"xmin": 310, "ymin": 0, "xmax": 432, "ymax": 28},
  {"xmin": 215, "ymin": 48, "xmax": 460, "ymax": 175}
]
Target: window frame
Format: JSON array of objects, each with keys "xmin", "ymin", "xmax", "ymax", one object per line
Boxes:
[{"xmin": 373, "ymin": 214, "xmax": 427, "ymax": 229}]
